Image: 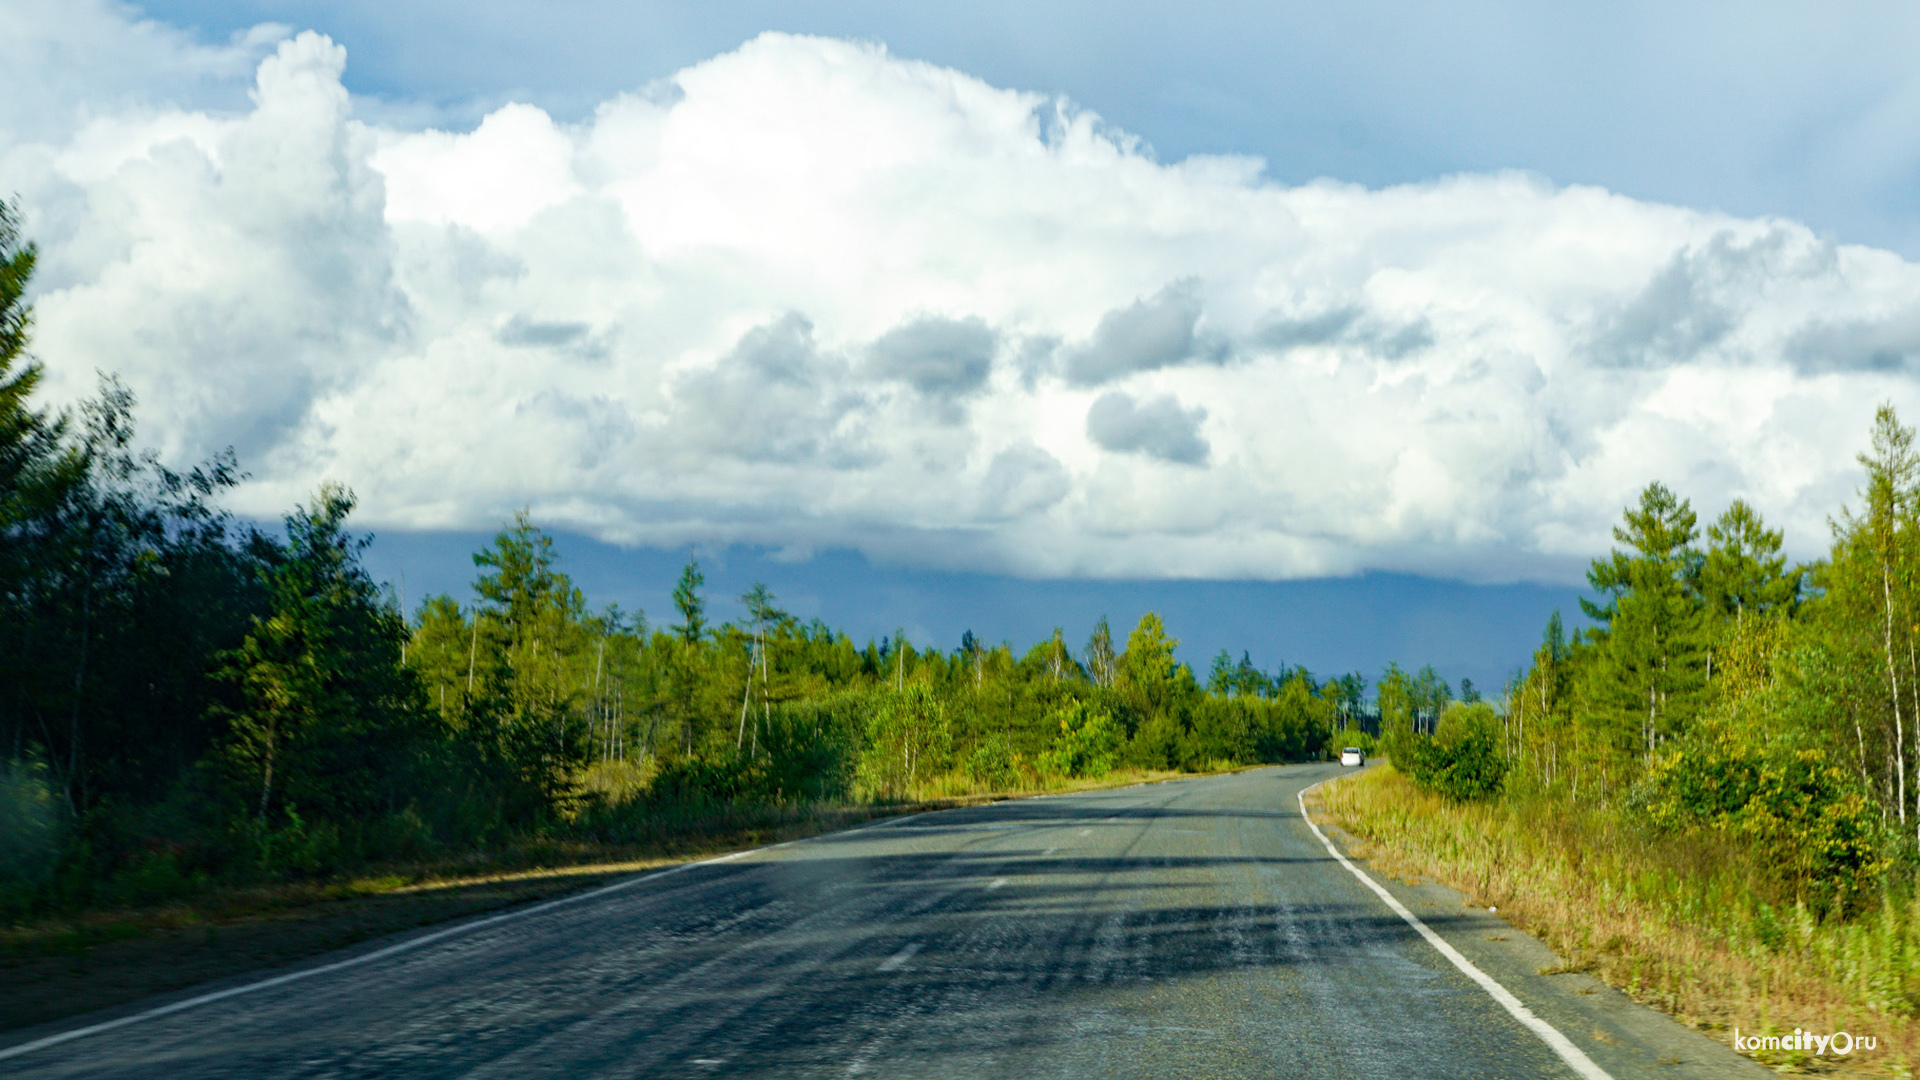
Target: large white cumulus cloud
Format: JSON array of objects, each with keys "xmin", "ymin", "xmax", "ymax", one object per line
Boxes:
[{"xmin": 8, "ymin": 12, "xmax": 1920, "ymax": 582}]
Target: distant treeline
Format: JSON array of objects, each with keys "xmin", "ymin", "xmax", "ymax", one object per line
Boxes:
[{"xmin": 0, "ymin": 200, "xmax": 1458, "ymax": 915}]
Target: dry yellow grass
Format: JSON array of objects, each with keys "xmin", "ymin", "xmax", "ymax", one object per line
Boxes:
[{"xmin": 1314, "ymin": 766, "xmax": 1919, "ymax": 1077}]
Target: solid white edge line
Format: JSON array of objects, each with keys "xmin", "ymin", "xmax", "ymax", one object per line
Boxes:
[
  {"xmin": 1297, "ymin": 775, "xmax": 1614, "ymax": 1080},
  {"xmin": 0, "ymin": 806, "xmax": 945, "ymax": 1064}
]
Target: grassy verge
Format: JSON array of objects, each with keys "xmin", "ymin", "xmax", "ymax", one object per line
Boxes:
[
  {"xmin": 1, "ymin": 766, "xmax": 1203, "ymax": 1035},
  {"xmin": 1311, "ymin": 766, "xmax": 1918, "ymax": 1077}
]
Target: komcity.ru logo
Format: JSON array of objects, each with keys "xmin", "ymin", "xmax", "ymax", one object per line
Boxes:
[{"xmin": 1733, "ymin": 1028, "xmax": 1876, "ymax": 1056}]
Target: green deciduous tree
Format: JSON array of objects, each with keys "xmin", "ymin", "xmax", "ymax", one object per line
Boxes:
[
  {"xmin": 861, "ymin": 684, "xmax": 950, "ymax": 794},
  {"xmin": 1083, "ymin": 616, "xmax": 1116, "ymax": 688}
]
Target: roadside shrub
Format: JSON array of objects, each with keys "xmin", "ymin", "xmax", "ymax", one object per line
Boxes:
[
  {"xmin": 0, "ymin": 758, "xmax": 64, "ymax": 911},
  {"xmin": 231, "ymin": 806, "xmax": 345, "ymax": 877},
  {"xmin": 1402, "ymin": 702, "xmax": 1508, "ymax": 802},
  {"xmin": 1037, "ymin": 702, "xmax": 1122, "ymax": 778},
  {"xmin": 966, "ymin": 734, "xmax": 1021, "ymax": 789},
  {"xmin": 1635, "ymin": 725, "xmax": 1885, "ymax": 910},
  {"xmin": 644, "ymin": 752, "xmax": 760, "ymax": 809},
  {"xmin": 759, "ymin": 699, "xmax": 859, "ymax": 803}
]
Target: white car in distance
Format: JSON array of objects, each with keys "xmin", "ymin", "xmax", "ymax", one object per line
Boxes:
[{"xmin": 1339, "ymin": 747, "xmax": 1366, "ymax": 767}]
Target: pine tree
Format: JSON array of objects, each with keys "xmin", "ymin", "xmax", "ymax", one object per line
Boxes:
[
  {"xmin": 1700, "ymin": 499, "xmax": 1800, "ymax": 626},
  {"xmin": 213, "ymin": 485, "xmax": 431, "ymax": 825},
  {"xmin": 1208, "ymin": 649, "xmax": 1235, "ymax": 696},
  {"xmin": 672, "ymin": 557, "xmax": 706, "ymax": 644},
  {"xmin": 1580, "ymin": 482, "xmax": 1712, "ymax": 765}
]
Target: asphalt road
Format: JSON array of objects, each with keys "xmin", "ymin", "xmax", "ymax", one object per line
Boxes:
[{"xmin": 7, "ymin": 765, "xmax": 1768, "ymax": 1079}]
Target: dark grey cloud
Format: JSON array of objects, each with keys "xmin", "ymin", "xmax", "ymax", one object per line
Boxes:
[
  {"xmin": 1085, "ymin": 391, "xmax": 1209, "ymax": 465},
  {"xmin": 1588, "ymin": 230, "xmax": 1821, "ymax": 368},
  {"xmin": 977, "ymin": 443, "xmax": 1070, "ymax": 519},
  {"xmin": 1591, "ymin": 253, "xmax": 1733, "ymax": 366},
  {"xmin": 1254, "ymin": 306, "xmax": 1360, "ymax": 349},
  {"xmin": 1253, "ymin": 306, "xmax": 1432, "ymax": 359},
  {"xmin": 497, "ymin": 313, "xmax": 589, "ymax": 348},
  {"xmin": 1788, "ymin": 305, "xmax": 1920, "ymax": 374},
  {"xmin": 867, "ymin": 315, "xmax": 997, "ymax": 396},
  {"xmin": 1012, "ymin": 334, "xmax": 1062, "ymax": 389},
  {"xmin": 672, "ymin": 313, "xmax": 870, "ymax": 466},
  {"xmin": 1061, "ymin": 280, "xmax": 1206, "ymax": 385}
]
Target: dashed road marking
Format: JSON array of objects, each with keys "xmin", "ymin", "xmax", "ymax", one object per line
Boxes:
[{"xmin": 877, "ymin": 943, "xmax": 923, "ymax": 972}]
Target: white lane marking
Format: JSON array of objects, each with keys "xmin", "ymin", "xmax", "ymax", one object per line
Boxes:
[
  {"xmin": 987, "ymin": 877, "xmax": 1008, "ymax": 890},
  {"xmin": 1041, "ymin": 847, "xmax": 1057, "ymax": 857},
  {"xmin": 1077, "ymin": 829, "xmax": 1092, "ymax": 836},
  {"xmin": 0, "ymin": 807, "xmax": 948, "ymax": 1064},
  {"xmin": 1297, "ymin": 778, "xmax": 1614, "ymax": 1080},
  {"xmin": 877, "ymin": 942, "xmax": 922, "ymax": 972}
]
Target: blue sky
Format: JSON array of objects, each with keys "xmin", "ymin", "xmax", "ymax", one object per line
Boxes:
[
  {"xmin": 9, "ymin": 2, "xmax": 1920, "ymax": 696},
  {"xmin": 130, "ymin": 0, "xmax": 1920, "ymax": 256}
]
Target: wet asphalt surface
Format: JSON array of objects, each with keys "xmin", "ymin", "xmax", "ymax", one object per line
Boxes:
[{"xmin": 9, "ymin": 765, "xmax": 1636, "ymax": 1078}]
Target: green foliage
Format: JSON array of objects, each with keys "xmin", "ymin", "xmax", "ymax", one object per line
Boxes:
[
  {"xmin": 1376, "ymin": 662, "xmax": 1415, "ymax": 761},
  {"xmin": 210, "ymin": 484, "xmax": 436, "ymax": 829},
  {"xmin": 671, "ymin": 557, "xmax": 706, "ymax": 644},
  {"xmin": 1580, "ymin": 482, "xmax": 1713, "ymax": 763},
  {"xmin": 1635, "ymin": 724, "xmax": 1886, "ymax": 910},
  {"xmin": 1401, "ymin": 702, "xmax": 1508, "ymax": 802},
  {"xmin": 1484, "ymin": 406, "xmax": 1920, "ymax": 929},
  {"xmin": 1332, "ymin": 729, "xmax": 1378, "ymax": 757},
  {"xmin": 1037, "ymin": 702, "xmax": 1122, "ymax": 778},
  {"xmin": 966, "ymin": 734, "xmax": 1021, "ymax": 789},
  {"xmin": 756, "ymin": 697, "xmax": 860, "ymax": 802},
  {"xmin": 0, "ymin": 758, "xmax": 63, "ymax": 910},
  {"xmin": 1118, "ymin": 612, "xmax": 1185, "ymax": 710},
  {"xmin": 860, "ymin": 684, "xmax": 951, "ymax": 795},
  {"xmin": 1083, "ymin": 616, "xmax": 1116, "ymax": 687},
  {"xmin": 1700, "ymin": 499, "xmax": 1801, "ymax": 621},
  {"xmin": 1185, "ymin": 675, "xmax": 1331, "ymax": 765}
]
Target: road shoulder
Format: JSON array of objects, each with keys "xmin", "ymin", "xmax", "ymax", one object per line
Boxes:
[{"xmin": 1305, "ymin": 797, "xmax": 1775, "ymax": 1080}]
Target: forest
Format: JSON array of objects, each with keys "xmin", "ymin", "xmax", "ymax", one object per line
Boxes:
[
  {"xmin": 0, "ymin": 200, "xmax": 1431, "ymax": 916},
  {"xmin": 1306, "ymin": 405, "xmax": 1920, "ymax": 1059},
  {"xmin": 1479, "ymin": 425, "xmax": 1908, "ymax": 910}
]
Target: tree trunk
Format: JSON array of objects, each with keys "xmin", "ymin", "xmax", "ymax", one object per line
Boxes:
[
  {"xmin": 1884, "ymin": 562, "xmax": 1906, "ymax": 824},
  {"xmin": 66, "ymin": 566, "xmax": 92, "ymax": 813},
  {"xmin": 257, "ymin": 713, "xmax": 278, "ymax": 820},
  {"xmin": 736, "ymin": 643, "xmax": 753, "ymax": 750},
  {"xmin": 466, "ymin": 616, "xmax": 479, "ymax": 695}
]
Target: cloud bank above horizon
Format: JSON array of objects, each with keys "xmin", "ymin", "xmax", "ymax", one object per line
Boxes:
[{"xmin": 7, "ymin": 7, "xmax": 1920, "ymax": 583}]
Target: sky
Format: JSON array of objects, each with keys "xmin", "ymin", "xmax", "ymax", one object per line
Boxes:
[{"xmin": 6, "ymin": 1, "xmax": 1920, "ymax": 692}]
